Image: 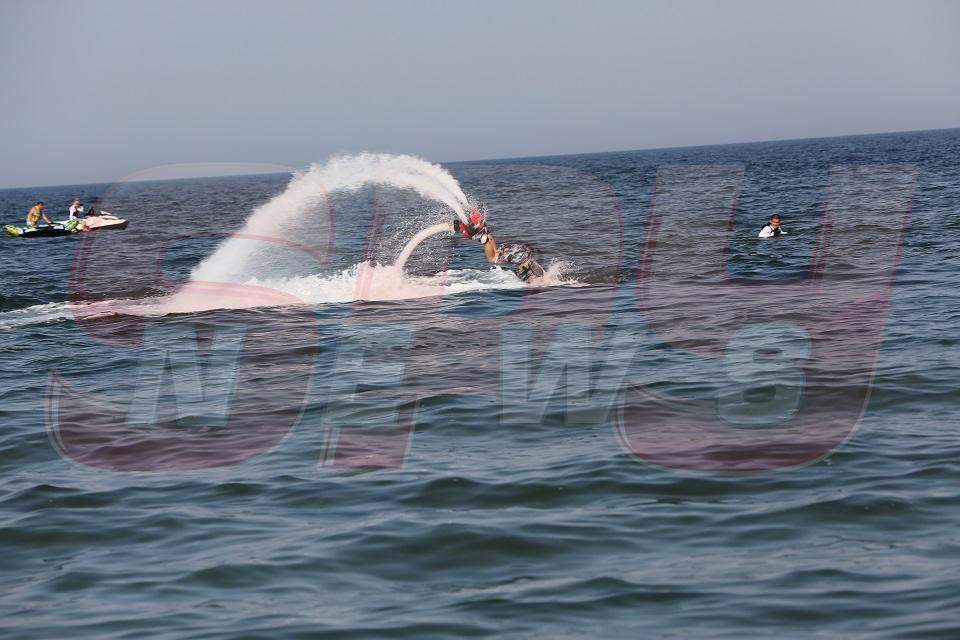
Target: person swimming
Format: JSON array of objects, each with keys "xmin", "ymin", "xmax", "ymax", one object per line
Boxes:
[
  {"xmin": 454, "ymin": 209, "xmax": 545, "ymax": 282},
  {"xmin": 758, "ymin": 214, "xmax": 786, "ymax": 238}
]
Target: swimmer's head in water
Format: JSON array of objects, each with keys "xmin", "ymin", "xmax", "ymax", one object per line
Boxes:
[{"xmin": 769, "ymin": 214, "xmax": 782, "ymax": 228}]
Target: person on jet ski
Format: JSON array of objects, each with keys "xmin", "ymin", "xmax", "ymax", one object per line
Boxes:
[
  {"xmin": 453, "ymin": 208, "xmax": 545, "ymax": 282},
  {"xmin": 68, "ymin": 198, "xmax": 85, "ymax": 220},
  {"xmin": 26, "ymin": 201, "xmax": 52, "ymax": 228}
]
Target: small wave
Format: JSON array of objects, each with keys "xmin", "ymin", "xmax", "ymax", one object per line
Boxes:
[
  {"xmin": 0, "ymin": 296, "xmax": 170, "ymax": 331},
  {"xmin": 0, "ymin": 300, "xmax": 117, "ymax": 331}
]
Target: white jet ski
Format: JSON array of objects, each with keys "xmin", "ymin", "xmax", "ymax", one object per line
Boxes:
[{"xmin": 57, "ymin": 210, "xmax": 129, "ymax": 232}]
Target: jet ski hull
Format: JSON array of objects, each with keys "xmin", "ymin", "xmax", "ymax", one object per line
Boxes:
[
  {"xmin": 55, "ymin": 213, "xmax": 129, "ymax": 232},
  {"xmin": 4, "ymin": 220, "xmax": 80, "ymax": 238},
  {"xmin": 80, "ymin": 215, "xmax": 129, "ymax": 231}
]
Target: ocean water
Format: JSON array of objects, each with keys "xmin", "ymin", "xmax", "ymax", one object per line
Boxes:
[{"xmin": 1, "ymin": 129, "xmax": 959, "ymax": 638}]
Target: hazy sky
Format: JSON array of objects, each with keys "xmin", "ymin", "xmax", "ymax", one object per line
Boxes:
[{"xmin": 1, "ymin": 0, "xmax": 957, "ymax": 188}]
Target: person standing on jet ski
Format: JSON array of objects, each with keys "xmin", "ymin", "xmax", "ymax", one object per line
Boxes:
[
  {"xmin": 454, "ymin": 208, "xmax": 545, "ymax": 282},
  {"xmin": 26, "ymin": 201, "xmax": 52, "ymax": 228}
]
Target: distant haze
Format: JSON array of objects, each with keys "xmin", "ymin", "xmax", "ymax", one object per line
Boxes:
[{"xmin": 0, "ymin": 0, "xmax": 957, "ymax": 188}]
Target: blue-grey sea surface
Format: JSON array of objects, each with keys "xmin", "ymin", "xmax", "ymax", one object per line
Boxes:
[{"xmin": 1, "ymin": 129, "xmax": 959, "ymax": 638}]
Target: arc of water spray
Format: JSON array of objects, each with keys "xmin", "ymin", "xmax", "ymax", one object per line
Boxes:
[{"xmin": 188, "ymin": 153, "xmax": 473, "ymax": 285}]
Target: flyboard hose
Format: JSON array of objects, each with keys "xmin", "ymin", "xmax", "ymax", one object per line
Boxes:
[{"xmin": 393, "ymin": 222, "xmax": 456, "ymax": 273}]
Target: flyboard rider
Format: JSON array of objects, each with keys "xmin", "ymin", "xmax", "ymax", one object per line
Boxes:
[{"xmin": 454, "ymin": 208, "xmax": 544, "ymax": 282}]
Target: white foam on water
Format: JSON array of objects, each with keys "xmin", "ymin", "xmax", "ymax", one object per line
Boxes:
[
  {"xmin": 252, "ymin": 264, "xmax": 525, "ymax": 305},
  {"xmin": 0, "ymin": 298, "xmax": 153, "ymax": 331},
  {"xmin": 0, "ymin": 301, "xmax": 78, "ymax": 330},
  {"xmin": 162, "ymin": 255, "xmax": 575, "ymax": 313}
]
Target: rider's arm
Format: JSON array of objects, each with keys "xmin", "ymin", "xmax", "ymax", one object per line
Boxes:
[
  {"xmin": 480, "ymin": 233, "xmax": 498, "ymax": 262},
  {"xmin": 455, "ymin": 214, "xmax": 499, "ymax": 262}
]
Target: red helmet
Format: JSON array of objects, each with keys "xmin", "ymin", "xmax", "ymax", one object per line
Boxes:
[
  {"xmin": 460, "ymin": 207, "xmax": 486, "ymax": 238},
  {"xmin": 469, "ymin": 208, "xmax": 485, "ymax": 228}
]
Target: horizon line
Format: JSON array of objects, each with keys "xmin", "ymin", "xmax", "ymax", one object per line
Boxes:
[{"xmin": 4, "ymin": 125, "xmax": 957, "ymax": 192}]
